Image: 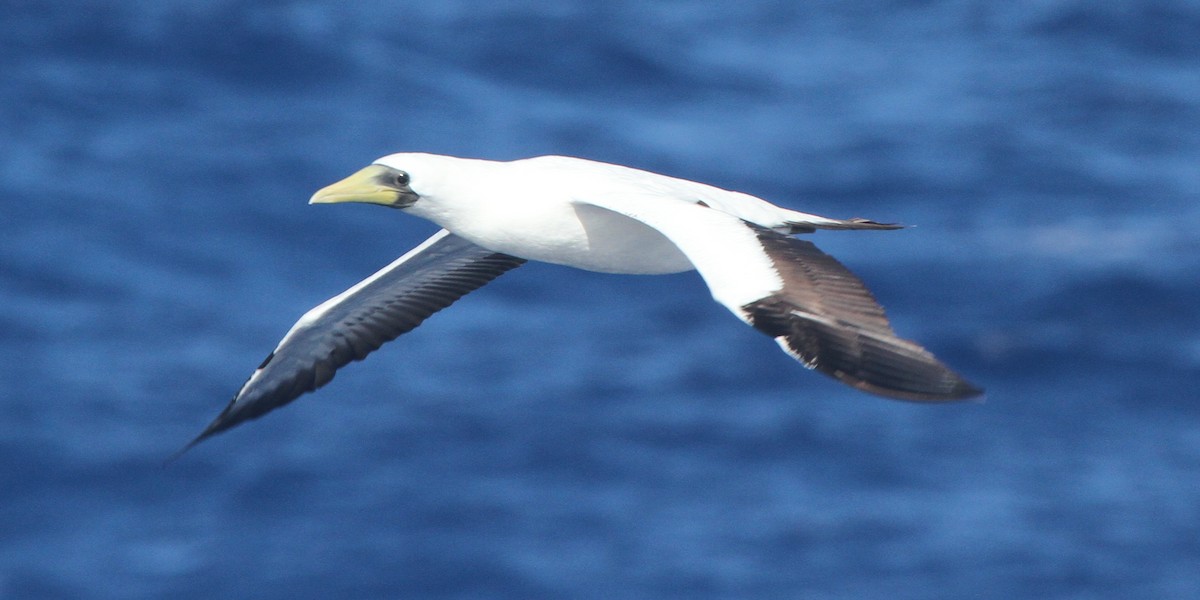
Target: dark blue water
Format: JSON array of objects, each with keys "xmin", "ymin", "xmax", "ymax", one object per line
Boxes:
[{"xmin": 3, "ymin": 2, "xmax": 1198, "ymax": 598}]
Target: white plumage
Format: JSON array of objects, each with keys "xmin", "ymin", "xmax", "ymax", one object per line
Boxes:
[{"xmin": 183, "ymin": 153, "xmax": 981, "ymax": 452}]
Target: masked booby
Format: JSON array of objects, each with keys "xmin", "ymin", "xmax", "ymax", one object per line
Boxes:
[{"xmin": 184, "ymin": 154, "xmax": 981, "ymax": 452}]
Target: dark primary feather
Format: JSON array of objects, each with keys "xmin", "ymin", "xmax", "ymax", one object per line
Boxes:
[
  {"xmin": 743, "ymin": 224, "xmax": 981, "ymax": 401},
  {"xmin": 180, "ymin": 230, "xmax": 525, "ymax": 452}
]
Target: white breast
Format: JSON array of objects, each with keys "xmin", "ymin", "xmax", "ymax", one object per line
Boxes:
[{"xmin": 403, "ymin": 158, "xmax": 696, "ymax": 274}]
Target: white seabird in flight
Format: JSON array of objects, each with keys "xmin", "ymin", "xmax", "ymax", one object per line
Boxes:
[{"xmin": 185, "ymin": 153, "xmax": 981, "ymax": 450}]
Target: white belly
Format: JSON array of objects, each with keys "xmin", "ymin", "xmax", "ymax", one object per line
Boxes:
[
  {"xmin": 428, "ymin": 201, "xmax": 695, "ymax": 275},
  {"xmin": 542, "ymin": 203, "xmax": 695, "ymax": 274}
]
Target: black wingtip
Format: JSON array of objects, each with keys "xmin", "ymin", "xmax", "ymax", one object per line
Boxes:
[
  {"xmin": 162, "ymin": 420, "xmax": 225, "ymax": 465},
  {"xmin": 163, "ymin": 433, "xmax": 206, "ymax": 466},
  {"xmin": 821, "ymin": 333, "xmax": 985, "ymax": 404},
  {"xmin": 744, "ymin": 295, "xmax": 983, "ymax": 404},
  {"xmin": 843, "ymin": 369, "xmax": 984, "ymax": 403},
  {"xmin": 162, "ymin": 397, "xmax": 246, "ymax": 465}
]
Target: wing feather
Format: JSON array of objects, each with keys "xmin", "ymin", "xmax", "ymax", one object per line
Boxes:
[
  {"xmin": 182, "ymin": 229, "xmax": 525, "ymax": 451},
  {"xmin": 574, "ymin": 195, "xmax": 980, "ymax": 402}
]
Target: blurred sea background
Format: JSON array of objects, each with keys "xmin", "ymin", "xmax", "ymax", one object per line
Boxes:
[{"xmin": 2, "ymin": 1, "xmax": 1198, "ymax": 598}]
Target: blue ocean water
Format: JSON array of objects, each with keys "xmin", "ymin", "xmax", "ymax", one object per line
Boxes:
[{"xmin": 2, "ymin": 1, "xmax": 1198, "ymax": 598}]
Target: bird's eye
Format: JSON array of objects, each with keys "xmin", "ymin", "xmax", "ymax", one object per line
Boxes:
[{"xmin": 395, "ymin": 171, "xmax": 410, "ymax": 186}]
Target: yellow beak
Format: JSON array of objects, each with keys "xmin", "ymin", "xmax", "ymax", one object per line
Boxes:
[{"xmin": 309, "ymin": 165, "xmax": 413, "ymax": 207}]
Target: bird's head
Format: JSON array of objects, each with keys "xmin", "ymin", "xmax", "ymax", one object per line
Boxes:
[{"xmin": 309, "ymin": 153, "xmax": 460, "ymax": 209}]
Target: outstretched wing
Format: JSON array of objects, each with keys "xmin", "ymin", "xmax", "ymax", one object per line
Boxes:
[
  {"xmin": 738, "ymin": 223, "xmax": 980, "ymax": 400},
  {"xmin": 183, "ymin": 229, "xmax": 525, "ymax": 451},
  {"xmin": 575, "ymin": 194, "xmax": 981, "ymax": 401}
]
